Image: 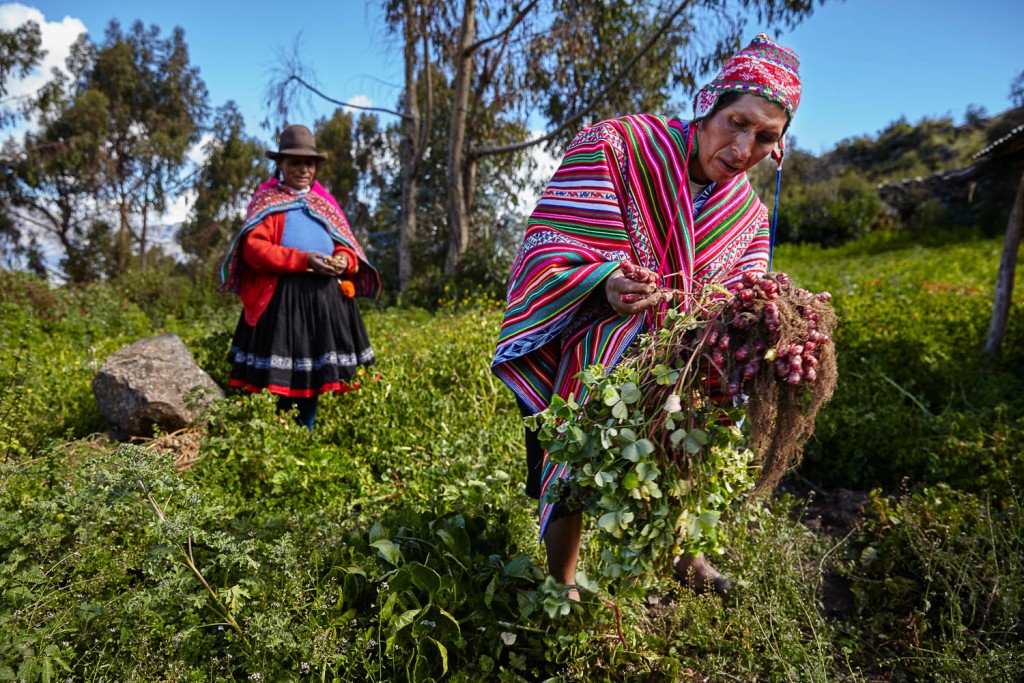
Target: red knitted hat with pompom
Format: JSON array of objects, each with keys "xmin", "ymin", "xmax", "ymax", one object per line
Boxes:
[{"xmin": 693, "ymin": 33, "xmax": 801, "ymax": 124}]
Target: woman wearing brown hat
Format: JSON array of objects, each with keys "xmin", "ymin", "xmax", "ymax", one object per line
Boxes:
[{"xmin": 219, "ymin": 124, "xmax": 380, "ymax": 430}]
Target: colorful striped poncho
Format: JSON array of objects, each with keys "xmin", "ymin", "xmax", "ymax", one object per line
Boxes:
[{"xmin": 492, "ymin": 114, "xmax": 770, "ymax": 534}]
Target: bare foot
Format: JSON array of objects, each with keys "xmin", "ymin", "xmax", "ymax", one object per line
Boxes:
[{"xmin": 673, "ymin": 553, "xmax": 732, "ymax": 596}]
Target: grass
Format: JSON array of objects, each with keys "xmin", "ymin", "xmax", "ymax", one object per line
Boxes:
[{"xmin": 1, "ymin": 231, "xmax": 1023, "ymax": 681}]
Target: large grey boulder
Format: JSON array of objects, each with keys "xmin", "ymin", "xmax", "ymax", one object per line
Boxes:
[{"xmin": 92, "ymin": 333, "xmax": 224, "ymax": 437}]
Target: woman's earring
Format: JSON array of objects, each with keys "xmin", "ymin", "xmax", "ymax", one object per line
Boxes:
[{"xmin": 771, "ymin": 136, "xmax": 786, "ymax": 166}]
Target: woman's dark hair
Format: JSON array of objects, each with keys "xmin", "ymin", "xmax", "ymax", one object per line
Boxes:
[
  {"xmin": 703, "ymin": 90, "xmax": 791, "ymax": 132},
  {"xmin": 273, "ymin": 158, "xmax": 320, "ymax": 181},
  {"xmin": 708, "ymin": 91, "xmax": 744, "ymax": 117}
]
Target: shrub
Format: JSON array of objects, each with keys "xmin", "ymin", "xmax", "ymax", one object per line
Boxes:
[
  {"xmin": 842, "ymin": 485, "xmax": 1024, "ymax": 681},
  {"xmin": 777, "ymin": 173, "xmax": 881, "ymax": 247}
]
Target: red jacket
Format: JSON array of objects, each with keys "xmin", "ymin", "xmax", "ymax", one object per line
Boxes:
[{"xmin": 238, "ymin": 211, "xmax": 358, "ymax": 326}]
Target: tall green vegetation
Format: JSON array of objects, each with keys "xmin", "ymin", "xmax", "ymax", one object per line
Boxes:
[
  {"xmin": 1, "ymin": 17, "xmax": 288, "ymax": 286},
  {"xmin": 273, "ymin": 0, "xmax": 830, "ymax": 290},
  {"xmin": 7, "ymin": 2, "xmax": 825, "ymax": 288},
  {"xmin": 2, "ymin": 233, "xmax": 1023, "ymax": 680},
  {"xmin": 747, "ymin": 104, "xmax": 1024, "ymax": 250},
  {"xmin": 1010, "ymin": 68, "xmax": 1024, "ymax": 108},
  {"xmin": 14, "ymin": 3, "xmax": 1020, "ymax": 298},
  {"xmin": 0, "ymin": 10, "xmax": 46, "ymax": 272},
  {"xmin": 830, "ymin": 115, "xmax": 985, "ymax": 181},
  {"xmin": 776, "ymin": 171, "xmax": 881, "ymax": 246}
]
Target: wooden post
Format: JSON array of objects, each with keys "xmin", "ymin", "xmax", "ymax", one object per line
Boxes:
[{"xmin": 983, "ymin": 167, "xmax": 1024, "ymax": 359}]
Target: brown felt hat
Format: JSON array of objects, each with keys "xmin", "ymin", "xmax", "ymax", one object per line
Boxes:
[{"xmin": 266, "ymin": 124, "xmax": 327, "ymax": 161}]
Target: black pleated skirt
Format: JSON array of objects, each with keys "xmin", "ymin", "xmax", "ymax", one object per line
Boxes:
[{"xmin": 229, "ymin": 273, "xmax": 375, "ymax": 397}]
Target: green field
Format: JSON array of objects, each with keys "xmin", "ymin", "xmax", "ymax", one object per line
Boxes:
[{"xmin": 2, "ymin": 231, "xmax": 1023, "ymax": 682}]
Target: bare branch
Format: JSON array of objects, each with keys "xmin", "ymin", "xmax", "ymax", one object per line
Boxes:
[
  {"xmin": 11, "ymin": 206, "xmax": 60, "ymax": 233},
  {"xmin": 280, "ymin": 75, "xmax": 411, "ymax": 121},
  {"xmin": 466, "ymin": 0, "xmax": 540, "ymax": 54}
]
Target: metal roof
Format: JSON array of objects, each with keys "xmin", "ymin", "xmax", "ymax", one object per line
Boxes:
[{"xmin": 973, "ymin": 123, "xmax": 1024, "ymax": 160}]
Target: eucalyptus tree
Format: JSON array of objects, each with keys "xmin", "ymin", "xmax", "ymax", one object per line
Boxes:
[
  {"xmin": 274, "ymin": 0, "xmax": 826, "ymax": 285},
  {"xmin": 0, "ymin": 19, "xmax": 44, "ymax": 128},
  {"xmin": 313, "ymin": 109, "xmax": 396, "ymax": 252},
  {"xmin": 313, "ymin": 110, "xmax": 361, "ymax": 212},
  {"xmin": 178, "ymin": 102, "xmax": 268, "ymax": 271},
  {"xmin": 1011, "ymin": 69, "xmax": 1024, "ymax": 109},
  {"xmin": 12, "ymin": 20, "xmax": 209, "ymax": 278},
  {"xmin": 0, "ymin": 20, "xmax": 44, "ymax": 271},
  {"xmin": 382, "ymin": 0, "xmax": 436, "ymax": 291},
  {"xmin": 430, "ymin": 0, "xmax": 825, "ymax": 276},
  {"xmin": 5, "ymin": 85, "xmax": 109, "ymax": 282},
  {"xmin": 89, "ymin": 20, "xmax": 209, "ymax": 272}
]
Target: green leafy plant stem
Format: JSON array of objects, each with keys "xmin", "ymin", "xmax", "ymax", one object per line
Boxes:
[{"xmin": 137, "ymin": 478, "xmax": 252, "ymax": 650}]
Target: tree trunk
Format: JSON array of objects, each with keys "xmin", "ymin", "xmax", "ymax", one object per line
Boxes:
[
  {"xmin": 464, "ymin": 155, "xmax": 477, "ymax": 217},
  {"xmin": 117, "ymin": 191, "xmax": 130, "ymax": 275},
  {"xmin": 139, "ymin": 190, "xmax": 149, "ymax": 271},
  {"xmin": 398, "ymin": 0, "xmax": 420, "ymax": 293},
  {"xmin": 983, "ymin": 166, "xmax": 1024, "ymax": 359},
  {"xmin": 444, "ymin": 0, "xmax": 475, "ymax": 277},
  {"xmin": 464, "ymin": 155, "xmax": 478, "ymax": 237}
]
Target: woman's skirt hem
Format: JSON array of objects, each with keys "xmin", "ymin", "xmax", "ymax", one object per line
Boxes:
[{"xmin": 229, "ymin": 378, "xmax": 361, "ymax": 398}]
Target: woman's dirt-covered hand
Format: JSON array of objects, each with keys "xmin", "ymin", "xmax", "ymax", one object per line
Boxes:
[
  {"xmin": 308, "ymin": 252, "xmax": 346, "ymax": 276},
  {"xmin": 605, "ymin": 263, "xmax": 671, "ymax": 316}
]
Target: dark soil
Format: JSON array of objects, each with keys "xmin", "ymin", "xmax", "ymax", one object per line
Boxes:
[{"xmin": 778, "ymin": 476, "xmax": 871, "ymax": 621}]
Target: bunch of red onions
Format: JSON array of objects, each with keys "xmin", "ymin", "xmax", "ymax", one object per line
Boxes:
[{"xmin": 704, "ymin": 271, "xmax": 835, "ymax": 397}]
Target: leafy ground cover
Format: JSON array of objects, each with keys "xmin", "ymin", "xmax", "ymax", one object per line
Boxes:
[{"xmin": 1, "ymin": 231, "xmax": 1022, "ymax": 681}]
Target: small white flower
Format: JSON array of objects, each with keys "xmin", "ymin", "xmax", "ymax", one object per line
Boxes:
[{"xmin": 664, "ymin": 394, "xmax": 682, "ymax": 413}]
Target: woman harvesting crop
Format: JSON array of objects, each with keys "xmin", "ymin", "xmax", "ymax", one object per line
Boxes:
[{"xmin": 493, "ymin": 34, "xmax": 807, "ymax": 598}]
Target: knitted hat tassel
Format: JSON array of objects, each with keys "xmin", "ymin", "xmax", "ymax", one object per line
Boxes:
[{"xmin": 769, "ymin": 163, "xmax": 783, "ymax": 272}]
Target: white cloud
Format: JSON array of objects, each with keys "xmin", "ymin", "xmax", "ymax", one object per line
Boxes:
[
  {"xmin": 516, "ymin": 130, "xmax": 559, "ymax": 215},
  {"xmin": 342, "ymin": 93, "xmax": 374, "ymax": 115},
  {"xmin": 187, "ymin": 133, "xmax": 213, "ymax": 166},
  {"xmin": 0, "ymin": 4, "xmax": 86, "ymax": 117},
  {"xmin": 158, "ymin": 192, "xmax": 194, "ymax": 227}
]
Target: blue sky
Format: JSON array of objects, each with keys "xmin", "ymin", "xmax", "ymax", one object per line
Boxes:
[{"xmin": 3, "ymin": 0, "xmax": 1023, "ymax": 156}]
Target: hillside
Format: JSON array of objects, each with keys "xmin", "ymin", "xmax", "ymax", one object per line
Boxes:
[{"xmin": 746, "ymin": 105, "xmax": 1024, "ymax": 248}]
